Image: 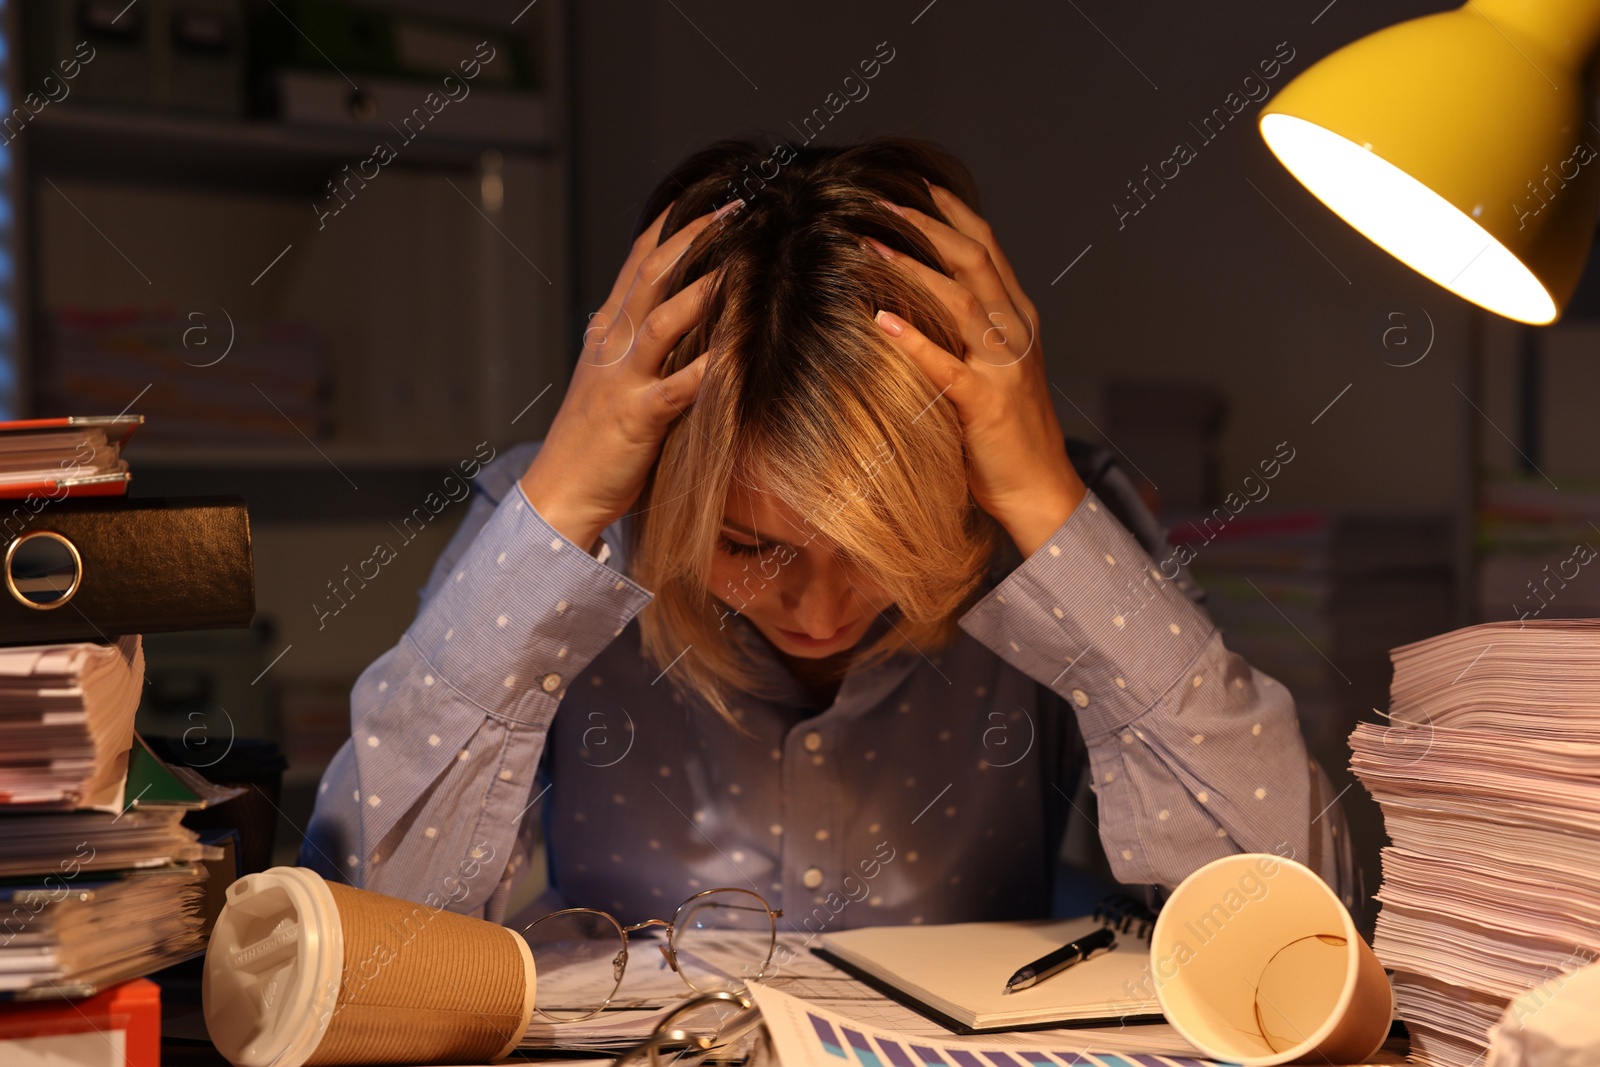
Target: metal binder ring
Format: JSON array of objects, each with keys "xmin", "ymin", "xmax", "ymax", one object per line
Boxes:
[{"xmin": 4, "ymin": 530, "xmax": 83, "ymax": 610}]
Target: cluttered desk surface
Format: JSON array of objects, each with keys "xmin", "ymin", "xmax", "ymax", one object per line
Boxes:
[{"xmin": 155, "ymin": 929, "xmax": 1412, "ymax": 1067}]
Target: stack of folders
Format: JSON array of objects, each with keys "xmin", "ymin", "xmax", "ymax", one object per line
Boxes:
[
  {"xmin": 1348, "ymin": 619, "xmax": 1600, "ymax": 1067},
  {"xmin": 0, "ymin": 653, "xmax": 231, "ymax": 997},
  {"xmin": 0, "ymin": 415, "xmax": 257, "ymax": 1001},
  {"xmin": 0, "ymin": 637, "xmax": 147, "ymax": 809},
  {"xmin": 0, "ymin": 414, "xmax": 142, "ymax": 498}
]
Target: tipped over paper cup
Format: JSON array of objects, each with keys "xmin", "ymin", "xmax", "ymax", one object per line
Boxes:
[
  {"xmin": 202, "ymin": 866, "xmax": 537, "ymax": 1067},
  {"xmin": 1150, "ymin": 853, "xmax": 1393, "ymax": 1065}
]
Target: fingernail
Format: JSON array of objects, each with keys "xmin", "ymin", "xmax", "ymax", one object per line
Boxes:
[
  {"xmin": 865, "ymin": 236, "xmax": 895, "ymax": 261},
  {"xmin": 874, "ymin": 309, "xmax": 904, "ymax": 337},
  {"xmin": 713, "ymin": 198, "xmax": 746, "ymax": 220},
  {"xmin": 877, "ymin": 199, "xmax": 906, "ymax": 218}
]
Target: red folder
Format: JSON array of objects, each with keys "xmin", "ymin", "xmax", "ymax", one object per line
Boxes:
[
  {"xmin": 0, "ymin": 415, "xmax": 143, "ymax": 500},
  {"xmin": 0, "ymin": 976, "xmax": 160, "ymax": 1067}
]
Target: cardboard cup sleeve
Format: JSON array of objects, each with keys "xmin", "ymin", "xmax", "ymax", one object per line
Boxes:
[
  {"xmin": 1149, "ymin": 854, "xmax": 1394, "ymax": 1066},
  {"xmin": 202, "ymin": 866, "xmax": 538, "ymax": 1067}
]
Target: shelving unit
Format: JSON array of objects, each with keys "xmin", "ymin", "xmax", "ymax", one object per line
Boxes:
[
  {"xmin": 28, "ymin": 99, "xmax": 553, "ymax": 193},
  {"xmin": 15, "ymin": 3, "xmax": 570, "ymax": 514}
]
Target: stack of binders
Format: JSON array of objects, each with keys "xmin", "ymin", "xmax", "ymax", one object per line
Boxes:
[
  {"xmin": 0, "ymin": 415, "xmax": 255, "ymax": 1006},
  {"xmin": 1348, "ymin": 619, "xmax": 1600, "ymax": 1067}
]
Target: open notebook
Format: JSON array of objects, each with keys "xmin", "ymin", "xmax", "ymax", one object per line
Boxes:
[{"xmin": 815, "ymin": 913, "xmax": 1162, "ymax": 1034}]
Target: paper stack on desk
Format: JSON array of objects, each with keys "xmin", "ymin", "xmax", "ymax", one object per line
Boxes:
[
  {"xmin": 0, "ymin": 414, "xmax": 141, "ymax": 498},
  {"xmin": 0, "ymin": 635, "xmax": 147, "ymax": 810},
  {"xmin": 0, "ymin": 634, "xmax": 227, "ymax": 998},
  {"xmin": 0, "ymin": 755, "xmax": 219, "ymax": 996},
  {"xmin": 0, "ymin": 865, "xmax": 207, "ymax": 995},
  {"xmin": 1349, "ymin": 619, "xmax": 1600, "ymax": 1067}
]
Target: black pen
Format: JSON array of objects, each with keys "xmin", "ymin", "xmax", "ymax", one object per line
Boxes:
[{"xmin": 1002, "ymin": 926, "xmax": 1118, "ymax": 994}]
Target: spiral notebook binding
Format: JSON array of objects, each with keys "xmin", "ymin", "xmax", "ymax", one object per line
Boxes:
[{"xmin": 1091, "ymin": 893, "xmax": 1157, "ymax": 940}]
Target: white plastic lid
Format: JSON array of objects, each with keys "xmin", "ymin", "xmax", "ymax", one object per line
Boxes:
[{"xmin": 202, "ymin": 866, "xmax": 345, "ymax": 1067}]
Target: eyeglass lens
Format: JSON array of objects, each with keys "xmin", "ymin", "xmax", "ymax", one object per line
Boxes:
[
  {"xmin": 524, "ymin": 908, "xmax": 629, "ymax": 1021},
  {"xmin": 670, "ymin": 889, "xmax": 778, "ymax": 994}
]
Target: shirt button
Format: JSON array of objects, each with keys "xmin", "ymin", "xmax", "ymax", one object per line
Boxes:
[
  {"xmin": 1071, "ymin": 688, "xmax": 1089, "ymax": 708},
  {"xmin": 801, "ymin": 867, "xmax": 824, "ymax": 889},
  {"xmin": 803, "ymin": 731, "xmax": 823, "ymax": 752},
  {"xmin": 542, "ymin": 673, "xmax": 562, "ymax": 692}
]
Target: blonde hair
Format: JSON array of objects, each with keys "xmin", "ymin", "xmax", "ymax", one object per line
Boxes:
[{"xmin": 628, "ymin": 135, "xmax": 1002, "ymax": 722}]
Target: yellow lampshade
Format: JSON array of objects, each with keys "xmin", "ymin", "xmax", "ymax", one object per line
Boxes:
[{"xmin": 1258, "ymin": 0, "xmax": 1600, "ymax": 324}]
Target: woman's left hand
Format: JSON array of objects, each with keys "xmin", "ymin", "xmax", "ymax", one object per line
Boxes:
[{"xmin": 868, "ymin": 183, "xmax": 1088, "ymax": 559}]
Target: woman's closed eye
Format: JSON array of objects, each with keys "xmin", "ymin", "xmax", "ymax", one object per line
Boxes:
[{"xmin": 717, "ymin": 534, "xmax": 767, "ymax": 558}]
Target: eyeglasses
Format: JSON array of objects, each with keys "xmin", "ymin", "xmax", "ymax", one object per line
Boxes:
[
  {"xmin": 521, "ymin": 887, "xmax": 784, "ymax": 1022},
  {"xmin": 614, "ymin": 990, "xmax": 772, "ymax": 1067}
]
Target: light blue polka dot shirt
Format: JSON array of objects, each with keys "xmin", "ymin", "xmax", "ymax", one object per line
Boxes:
[{"xmin": 299, "ymin": 439, "xmax": 1354, "ymax": 929}]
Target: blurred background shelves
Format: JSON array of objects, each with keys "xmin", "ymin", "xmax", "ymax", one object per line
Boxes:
[
  {"xmin": 14, "ymin": 0, "xmax": 569, "ymax": 472},
  {"xmin": 28, "ymin": 98, "xmax": 553, "ymax": 194}
]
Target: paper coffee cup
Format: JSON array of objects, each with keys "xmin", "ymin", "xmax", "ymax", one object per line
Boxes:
[
  {"xmin": 1149, "ymin": 854, "xmax": 1393, "ymax": 1066},
  {"xmin": 203, "ymin": 866, "xmax": 537, "ymax": 1067}
]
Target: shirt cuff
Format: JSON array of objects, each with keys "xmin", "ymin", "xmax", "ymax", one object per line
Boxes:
[
  {"xmin": 406, "ymin": 478, "xmax": 653, "ymax": 723},
  {"xmin": 958, "ymin": 489, "xmax": 1212, "ymax": 739}
]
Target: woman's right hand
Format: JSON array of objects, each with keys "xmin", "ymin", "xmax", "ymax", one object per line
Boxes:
[{"xmin": 520, "ymin": 200, "xmax": 736, "ymax": 551}]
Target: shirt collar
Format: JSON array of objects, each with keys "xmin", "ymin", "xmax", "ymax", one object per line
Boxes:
[{"xmin": 725, "ymin": 608, "xmax": 921, "ymax": 717}]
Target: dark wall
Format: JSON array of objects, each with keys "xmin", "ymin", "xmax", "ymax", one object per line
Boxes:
[{"xmin": 568, "ymin": 0, "xmax": 1471, "ymax": 513}]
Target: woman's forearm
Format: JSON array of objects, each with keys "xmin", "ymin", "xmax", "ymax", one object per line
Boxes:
[{"xmin": 303, "ymin": 444, "xmax": 655, "ymax": 913}]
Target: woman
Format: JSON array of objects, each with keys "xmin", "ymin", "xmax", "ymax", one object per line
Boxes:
[{"xmin": 300, "ymin": 135, "xmax": 1354, "ymax": 933}]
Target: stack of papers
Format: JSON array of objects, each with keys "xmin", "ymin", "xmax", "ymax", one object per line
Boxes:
[
  {"xmin": 1349, "ymin": 620, "xmax": 1600, "ymax": 1067},
  {"xmin": 0, "ymin": 637, "xmax": 228, "ymax": 998},
  {"xmin": 0, "ymin": 807, "xmax": 212, "ymax": 879},
  {"xmin": 0, "ymin": 635, "xmax": 146, "ymax": 810},
  {"xmin": 0, "ymin": 863, "xmax": 208, "ymax": 997},
  {"xmin": 0, "ymin": 807, "xmax": 216, "ymax": 997},
  {"xmin": 0, "ymin": 414, "xmax": 141, "ymax": 497}
]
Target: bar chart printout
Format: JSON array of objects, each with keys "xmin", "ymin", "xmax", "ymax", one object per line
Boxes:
[{"xmin": 747, "ymin": 985, "xmax": 1229, "ymax": 1067}]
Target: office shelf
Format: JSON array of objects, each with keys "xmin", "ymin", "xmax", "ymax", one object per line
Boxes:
[{"xmin": 28, "ymin": 102, "xmax": 552, "ymax": 195}]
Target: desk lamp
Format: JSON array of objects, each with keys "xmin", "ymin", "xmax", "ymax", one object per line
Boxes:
[{"xmin": 1258, "ymin": 0, "xmax": 1600, "ymax": 324}]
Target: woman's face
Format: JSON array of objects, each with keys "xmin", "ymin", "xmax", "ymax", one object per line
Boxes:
[{"xmin": 709, "ymin": 481, "xmax": 895, "ymax": 659}]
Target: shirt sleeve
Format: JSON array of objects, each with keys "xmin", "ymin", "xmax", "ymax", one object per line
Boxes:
[
  {"xmin": 300, "ymin": 442, "xmax": 653, "ymax": 917},
  {"xmin": 958, "ymin": 487, "xmax": 1356, "ymax": 902}
]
